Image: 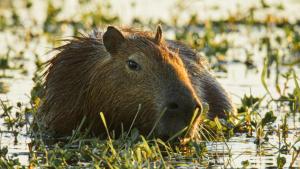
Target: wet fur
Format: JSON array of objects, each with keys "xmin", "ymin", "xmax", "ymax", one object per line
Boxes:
[{"xmin": 36, "ymin": 27, "xmax": 234, "ymax": 137}]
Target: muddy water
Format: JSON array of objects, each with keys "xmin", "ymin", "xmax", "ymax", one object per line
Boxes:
[{"xmin": 0, "ymin": 0, "xmax": 299, "ymax": 168}]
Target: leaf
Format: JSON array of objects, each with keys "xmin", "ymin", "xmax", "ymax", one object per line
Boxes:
[{"xmin": 261, "ymin": 111, "xmax": 277, "ymax": 127}]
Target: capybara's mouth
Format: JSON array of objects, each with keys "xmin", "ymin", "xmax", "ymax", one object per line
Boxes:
[
  {"xmin": 154, "ymin": 114, "xmax": 191, "ymax": 140},
  {"xmin": 152, "ymin": 106, "xmax": 203, "ymax": 141}
]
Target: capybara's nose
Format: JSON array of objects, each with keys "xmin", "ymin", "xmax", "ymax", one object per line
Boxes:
[
  {"xmin": 166, "ymin": 102, "xmax": 179, "ymax": 110},
  {"xmin": 165, "ymin": 98, "xmax": 198, "ymax": 118}
]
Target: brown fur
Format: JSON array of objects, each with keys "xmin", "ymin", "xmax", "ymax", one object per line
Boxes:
[{"xmin": 36, "ymin": 26, "xmax": 235, "ymax": 139}]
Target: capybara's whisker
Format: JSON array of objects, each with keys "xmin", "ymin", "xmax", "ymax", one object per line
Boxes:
[
  {"xmin": 200, "ymin": 125, "xmax": 217, "ymax": 141},
  {"xmin": 147, "ymin": 107, "xmax": 167, "ymax": 138},
  {"xmin": 126, "ymin": 104, "xmax": 142, "ymax": 138}
]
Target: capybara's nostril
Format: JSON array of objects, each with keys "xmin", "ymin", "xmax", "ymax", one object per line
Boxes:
[{"xmin": 167, "ymin": 102, "xmax": 179, "ymax": 110}]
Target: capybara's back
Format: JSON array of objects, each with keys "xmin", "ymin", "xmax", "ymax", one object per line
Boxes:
[{"xmin": 36, "ymin": 26, "xmax": 235, "ymax": 139}]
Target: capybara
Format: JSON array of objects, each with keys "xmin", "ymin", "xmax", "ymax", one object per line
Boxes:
[{"xmin": 35, "ymin": 25, "xmax": 235, "ymax": 139}]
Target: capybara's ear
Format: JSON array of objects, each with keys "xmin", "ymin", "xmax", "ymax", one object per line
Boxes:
[
  {"xmin": 103, "ymin": 26, "xmax": 125, "ymax": 53},
  {"xmin": 154, "ymin": 25, "xmax": 162, "ymax": 44}
]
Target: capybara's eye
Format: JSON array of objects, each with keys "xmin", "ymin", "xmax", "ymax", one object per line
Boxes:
[{"xmin": 127, "ymin": 60, "xmax": 141, "ymax": 71}]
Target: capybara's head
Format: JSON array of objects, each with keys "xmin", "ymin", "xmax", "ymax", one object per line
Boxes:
[{"xmin": 88, "ymin": 26, "xmax": 202, "ymax": 138}]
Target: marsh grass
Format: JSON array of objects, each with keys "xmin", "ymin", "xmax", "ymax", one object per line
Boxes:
[{"xmin": 0, "ymin": 0, "xmax": 300, "ymax": 168}]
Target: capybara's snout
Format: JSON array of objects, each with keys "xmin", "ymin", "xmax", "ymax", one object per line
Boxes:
[
  {"xmin": 156, "ymin": 86, "xmax": 202, "ymax": 138},
  {"xmin": 164, "ymin": 93, "xmax": 201, "ymax": 122}
]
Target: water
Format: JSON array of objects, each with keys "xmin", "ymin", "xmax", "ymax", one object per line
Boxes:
[{"xmin": 0, "ymin": 0, "xmax": 299, "ymax": 168}]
